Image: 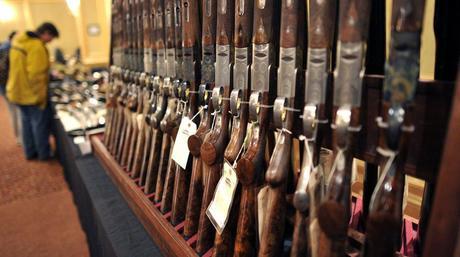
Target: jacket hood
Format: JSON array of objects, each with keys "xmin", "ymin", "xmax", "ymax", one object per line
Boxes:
[{"xmin": 13, "ymin": 31, "xmax": 41, "ymax": 46}]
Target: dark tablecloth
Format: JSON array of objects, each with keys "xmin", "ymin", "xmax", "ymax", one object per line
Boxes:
[{"xmin": 53, "ymin": 118, "xmax": 163, "ymax": 257}]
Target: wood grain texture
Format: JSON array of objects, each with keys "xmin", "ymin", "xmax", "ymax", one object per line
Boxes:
[
  {"xmin": 160, "ymin": 141, "xmax": 177, "ymax": 213},
  {"xmin": 338, "ymin": 0, "xmax": 371, "ymax": 43},
  {"xmin": 183, "ymin": 103, "xmax": 214, "ymax": 234},
  {"xmin": 154, "ymin": 134, "xmax": 172, "ymax": 202},
  {"xmin": 138, "ymin": 126, "xmax": 153, "ymax": 185},
  {"xmin": 234, "ymin": 0, "xmax": 253, "ymax": 48},
  {"xmin": 308, "ymin": 0, "xmax": 337, "ymax": 49},
  {"xmin": 144, "ymin": 128, "xmax": 164, "ymax": 192}
]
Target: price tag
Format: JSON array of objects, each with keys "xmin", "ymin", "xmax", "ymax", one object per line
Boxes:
[
  {"xmin": 206, "ymin": 160, "xmax": 239, "ymax": 234},
  {"xmin": 172, "ymin": 117, "xmax": 197, "ymax": 169}
]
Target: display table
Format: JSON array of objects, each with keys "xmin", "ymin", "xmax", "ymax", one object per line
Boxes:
[{"xmin": 53, "ymin": 118, "xmax": 164, "ymax": 257}]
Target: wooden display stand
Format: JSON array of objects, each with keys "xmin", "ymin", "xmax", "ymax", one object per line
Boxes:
[{"xmin": 91, "ymin": 136, "xmax": 213, "ymax": 257}]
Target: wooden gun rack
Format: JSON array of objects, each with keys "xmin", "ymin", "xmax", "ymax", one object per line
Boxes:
[
  {"xmin": 92, "ymin": 73, "xmax": 456, "ymax": 257},
  {"xmin": 91, "ymin": 136, "xmax": 214, "ymax": 257}
]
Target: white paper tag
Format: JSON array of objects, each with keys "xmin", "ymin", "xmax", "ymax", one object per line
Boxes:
[
  {"xmin": 257, "ymin": 185, "xmax": 270, "ymax": 242},
  {"xmin": 171, "ymin": 117, "xmax": 197, "ymax": 169},
  {"xmin": 206, "ymin": 160, "xmax": 238, "ymax": 234}
]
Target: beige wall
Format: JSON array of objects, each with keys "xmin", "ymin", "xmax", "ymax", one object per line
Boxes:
[{"xmin": 0, "ymin": 0, "xmax": 111, "ymax": 67}]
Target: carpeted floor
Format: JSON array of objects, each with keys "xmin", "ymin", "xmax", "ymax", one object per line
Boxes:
[{"xmin": 0, "ymin": 98, "xmax": 90, "ymax": 257}]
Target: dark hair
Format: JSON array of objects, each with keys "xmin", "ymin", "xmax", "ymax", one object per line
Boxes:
[
  {"xmin": 8, "ymin": 31, "xmax": 17, "ymax": 41},
  {"xmin": 36, "ymin": 22, "xmax": 59, "ymax": 38}
]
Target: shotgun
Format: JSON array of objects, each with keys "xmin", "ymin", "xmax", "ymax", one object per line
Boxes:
[
  {"xmin": 362, "ymin": 0, "xmax": 425, "ymax": 256},
  {"xmin": 292, "ymin": 0, "xmax": 336, "ymax": 256},
  {"xmin": 195, "ymin": 0, "xmax": 234, "ymax": 253},
  {"xmin": 233, "ymin": 0, "xmax": 279, "ymax": 255},
  {"xmin": 159, "ymin": 0, "xmax": 184, "ymax": 214},
  {"xmin": 259, "ymin": 0, "xmax": 305, "ymax": 256},
  {"xmin": 217, "ymin": 0, "xmax": 254, "ymax": 255},
  {"xmin": 316, "ymin": 0, "xmax": 370, "ymax": 256},
  {"xmin": 208, "ymin": 0, "xmax": 241, "ymax": 256},
  {"xmin": 182, "ymin": 0, "xmax": 217, "ymax": 234},
  {"xmin": 179, "ymin": 0, "xmax": 216, "ymax": 229}
]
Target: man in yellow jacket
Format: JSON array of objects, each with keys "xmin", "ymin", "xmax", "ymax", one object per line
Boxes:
[{"xmin": 7, "ymin": 22, "xmax": 59, "ymax": 160}]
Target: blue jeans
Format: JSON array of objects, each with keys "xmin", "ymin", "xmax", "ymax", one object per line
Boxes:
[{"xmin": 18, "ymin": 104, "xmax": 51, "ymax": 160}]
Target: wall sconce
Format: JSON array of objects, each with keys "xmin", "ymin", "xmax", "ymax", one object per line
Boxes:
[
  {"xmin": 0, "ymin": 1, "xmax": 17, "ymax": 22},
  {"xmin": 66, "ymin": 0, "xmax": 80, "ymax": 17}
]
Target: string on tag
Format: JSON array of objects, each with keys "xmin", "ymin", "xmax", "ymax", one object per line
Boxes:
[
  {"xmin": 330, "ymin": 123, "xmax": 362, "ymax": 132},
  {"xmin": 211, "ymin": 110, "xmax": 219, "ymax": 129},
  {"xmin": 221, "ymin": 97, "xmax": 231, "ymax": 101},
  {"xmin": 370, "ymin": 147, "xmax": 398, "ymax": 207},
  {"xmin": 189, "ymin": 90, "xmax": 199, "ymax": 94},
  {"xmin": 239, "ymin": 100, "xmax": 250, "ymax": 105},
  {"xmin": 299, "ymin": 135, "xmax": 315, "ymax": 173},
  {"xmin": 326, "ymin": 149, "xmax": 345, "ymax": 186},
  {"xmin": 191, "ymin": 106, "xmax": 206, "ymax": 121},
  {"xmin": 376, "ymin": 116, "xmax": 415, "ymax": 132},
  {"xmin": 259, "ymin": 104, "xmax": 274, "ymax": 109},
  {"xmin": 233, "ymin": 143, "xmax": 245, "ymax": 168},
  {"xmin": 284, "ymin": 107, "xmax": 301, "ymax": 112}
]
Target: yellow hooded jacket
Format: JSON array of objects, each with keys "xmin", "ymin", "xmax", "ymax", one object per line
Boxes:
[{"xmin": 6, "ymin": 32, "xmax": 49, "ymax": 109}]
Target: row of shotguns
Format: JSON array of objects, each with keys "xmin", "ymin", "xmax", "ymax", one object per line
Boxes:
[{"xmin": 104, "ymin": 0, "xmax": 426, "ymax": 256}]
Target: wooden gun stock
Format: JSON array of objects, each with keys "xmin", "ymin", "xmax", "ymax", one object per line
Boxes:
[
  {"xmin": 233, "ymin": 0, "xmax": 279, "ymax": 255},
  {"xmin": 210, "ymin": 0, "xmax": 240, "ymax": 256}
]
